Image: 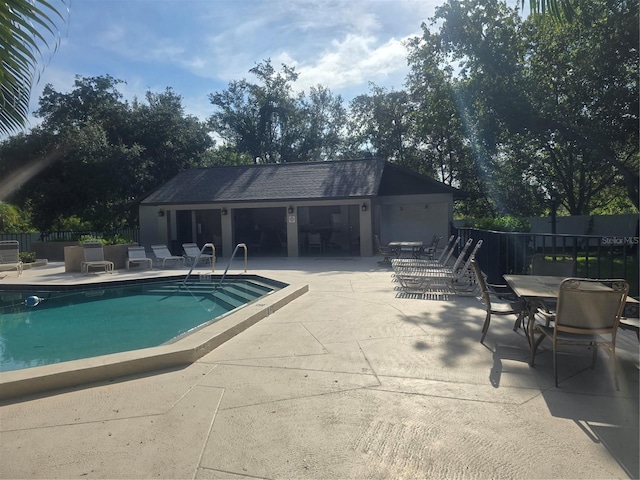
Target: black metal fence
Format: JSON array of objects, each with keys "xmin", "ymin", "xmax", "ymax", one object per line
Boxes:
[
  {"xmin": 458, "ymin": 227, "xmax": 639, "ymax": 297},
  {"xmin": 3, "ymin": 227, "xmax": 638, "ymax": 296},
  {"xmin": 0, "ymin": 229, "xmax": 140, "ymax": 252}
]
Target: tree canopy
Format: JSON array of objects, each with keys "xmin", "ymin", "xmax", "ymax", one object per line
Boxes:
[
  {"xmin": 0, "ymin": 75, "xmax": 213, "ymax": 231},
  {"xmin": 403, "ymin": 0, "xmax": 638, "ymax": 215},
  {"xmin": 208, "ymin": 59, "xmax": 346, "ymax": 163}
]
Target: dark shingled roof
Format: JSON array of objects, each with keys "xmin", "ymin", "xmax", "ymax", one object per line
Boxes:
[{"xmin": 142, "ymin": 158, "xmax": 462, "ymax": 205}]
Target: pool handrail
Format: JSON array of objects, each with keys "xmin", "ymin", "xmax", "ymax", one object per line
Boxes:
[
  {"xmin": 216, "ymin": 243, "xmax": 248, "ymax": 289},
  {"xmin": 182, "ymin": 243, "xmax": 216, "ymax": 286}
]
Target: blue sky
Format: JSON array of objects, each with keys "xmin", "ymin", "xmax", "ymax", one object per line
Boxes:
[{"xmin": 29, "ymin": 0, "xmax": 445, "ymax": 125}]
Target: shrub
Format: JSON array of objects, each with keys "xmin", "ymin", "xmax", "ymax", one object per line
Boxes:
[
  {"xmin": 78, "ymin": 235, "xmax": 134, "ymax": 245},
  {"xmin": 472, "ymin": 216, "xmax": 531, "ymax": 232},
  {"xmin": 103, "ymin": 235, "xmax": 135, "ymax": 245},
  {"xmin": 78, "ymin": 235, "xmax": 106, "ymax": 245},
  {"xmin": 19, "ymin": 251, "xmax": 37, "ymax": 263}
]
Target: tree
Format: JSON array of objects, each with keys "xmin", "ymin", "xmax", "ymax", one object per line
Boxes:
[
  {"xmin": 295, "ymin": 85, "xmax": 347, "ymax": 161},
  {"xmin": 128, "ymin": 88, "xmax": 214, "ymax": 192},
  {"xmin": 0, "ymin": 0, "xmax": 67, "ymax": 135},
  {"xmin": 23, "ymin": 75, "xmax": 133, "ymax": 229},
  {"xmin": 1, "ymin": 75, "xmax": 213, "ymax": 230},
  {"xmin": 348, "ymin": 85, "xmax": 420, "ymax": 169},
  {"xmin": 405, "ymin": 30, "xmax": 473, "ymax": 186},
  {"xmin": 405, "ymin": 0, "xmax": 541, "ymax": 217},
  {"xmin": 0, "ymin": 127, "xmax": 61, "ymax": 202},
  {"xmin": 522, "ymin": 0, "xmax": 639, "ymax": 212},
  {"xmin": 209, "ymin": 59, "xmax": 345, "ymax": 163},
  {"xmin": 410, "ymin": 0, "xmax": 638, "ymax": 216},
  {"xmin": 35, "ymin": 74, "xmax": 127, "ymax": 133},
  {"xmin": 209, "ymin": 60, "xmax": 297, "ymax": 163},
  {"xmin": 0, "ymin": 201, "xmax": 32, "ymax": 233}
]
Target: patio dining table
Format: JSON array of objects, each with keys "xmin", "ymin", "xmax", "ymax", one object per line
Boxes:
[
  {"xmin": 504, "ymin": 275, "xmax": 572, "ymax": 301},
  {"xmin": 388, "ymin": 241, "xmax": 423, "ymax": 259},
  {"xmin": 504, "ymin": 275, "xmax": 638, "ymax": 340}
]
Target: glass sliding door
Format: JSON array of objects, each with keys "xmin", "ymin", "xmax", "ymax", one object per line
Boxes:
[
  {"xmin": 195, "ymin": 209, "xmax": 222, "ymax": 257},
  {"xmin": 232, "ymin": 207, "xmax": 287, "ymax": 256},
  {"xmin": 174, "ymin": 210, "xmax": 192, "ymax": 255},
  {"xmin": 297, "ymin": 204, "xmax": 361, "ymax": 256}
]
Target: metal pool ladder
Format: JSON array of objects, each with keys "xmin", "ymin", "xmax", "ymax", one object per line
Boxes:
[
  {"xmin": 216, "ymin": 243, "xmax": 248, "ymax": 289},
  {"xmin": 182, "ymin": 243, "xmax": 247, "ymax": 287},
  {"xmin": 182, "ymin": 242, "xmax": 215, "ymax": 286}
]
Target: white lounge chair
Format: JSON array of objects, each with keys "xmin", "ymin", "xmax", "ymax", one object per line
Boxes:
[
  {"xmin": 182, "ymin": 243, "xmax": 213, "ymax": 266},
  {"xmin": 126, "ymin": 246, "xmax": 153, "ymax": 270},
  {"xmin": 0, "ymin": 240, "xmax": 23, "ymax": 276},
  {"xmin": 81, "ymin": 241, "xmax": 114, "ymax": 274},
  {"xmin": 392, "ymin": 237, "xmax": 470, "ymax": 281},
  {"xmin": 392, "ymin": 235, "xmax": 460, "ymax": 270},
  {"xmin": 151, "ymin": 244, "xmax": 185, "ymax": 268},
  {"xmin": 393, "ymin": 239, "xmax": 482, "ymax": 295}
]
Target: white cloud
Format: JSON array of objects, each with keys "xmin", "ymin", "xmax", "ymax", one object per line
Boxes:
[
  {"xmin": 182, "ymin": 91, "xmax": 215, "ymax": 122},
  {"xmin": 14, "ymin": 0, "xmax": 442, "ymax": 127},
  {"xmin": 191, "ymin": 1, "xmax": 430, "ymax": 96},
  {"xmin": 100, "ymin": 23, "xmax": 126, "ymax": 45},
  {"xmin": 293, "ymin": 33, "xmax": 412, "ymax": 93}
]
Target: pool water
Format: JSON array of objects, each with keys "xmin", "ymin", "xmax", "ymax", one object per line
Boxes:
[{"xmin": 0, "ymin": 278, "xmax": 277, "ymax": 372}]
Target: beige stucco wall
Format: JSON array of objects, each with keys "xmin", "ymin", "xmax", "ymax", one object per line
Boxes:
[
  {"xmin": 375, "ymin": 193, "xmax": 454, "ymax": 245},
  {"xmin": 139, "ymin": 205, "xmax": 166, "ymax": 248},
  {"xmin": 139, "ymin": 196, "xmax": 443, "ymax": 258}
]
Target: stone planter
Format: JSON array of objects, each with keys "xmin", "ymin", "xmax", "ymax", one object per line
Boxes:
[
  {"xmin": 64, "ymin": 244, "xmax": 137, "ymax": 272},
  {"xmin": 31, "ymin": 241, "xmax": 78, "ymax": 262},
  {"xmin": 22, "ymin": 259, "xmax": 48, "ymax": 270}
]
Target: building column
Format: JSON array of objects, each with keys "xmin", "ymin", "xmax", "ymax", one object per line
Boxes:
[
  {"xmin": 360, "ymin": 201, "xmax": 373, "ymax": 256},
  {"xmin": 286, "ymin": 209, "xmax": 299, "ymax": 257},
  {"xmin": 221, "ymin": 209, "xmax": 233, "ymax": 258}
]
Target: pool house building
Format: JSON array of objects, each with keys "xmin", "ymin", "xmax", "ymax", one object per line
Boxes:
[{"xmin": 139, "ymin": 158, "xmax": 463, "ymax": 257}]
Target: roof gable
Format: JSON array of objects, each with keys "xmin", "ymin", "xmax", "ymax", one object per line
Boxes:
[{"xmin": 378, "ymin": 163, "xmax": 463, "ymax": 197}]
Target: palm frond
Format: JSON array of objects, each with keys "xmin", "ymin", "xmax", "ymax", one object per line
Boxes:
[
  {"xmin": 525, "ymin": 0, "xmax": 575, "ymax": 22},
  {"xmin": 0, "ymin": 0, "xmax": 68, "ymax": 136}
]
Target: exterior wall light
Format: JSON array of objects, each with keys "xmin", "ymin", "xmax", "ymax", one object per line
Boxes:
[
  {"xmin": 158, "ymin": 209, "xmax": 165, "ymax": 217},
  {"xmin": 288, "ymin": 205, "xmax": 294, "ymax": 214},
  {"xmin": 361, "ymin": 203, "xmax": 367, "ymax": 212},
  {"xmin": 221, "ymin": 207, "xmax": 228, "ymax": 216}
]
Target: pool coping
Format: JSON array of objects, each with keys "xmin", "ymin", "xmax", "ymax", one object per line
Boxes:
[{"xmin": 0, "ymin": 279, "xmax": 308, "ymax": 401}]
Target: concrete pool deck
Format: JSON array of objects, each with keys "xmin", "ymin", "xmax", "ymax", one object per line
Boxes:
[{"xmin": 0, "ymin": 257, "xmax": 638, "ymax": 479}]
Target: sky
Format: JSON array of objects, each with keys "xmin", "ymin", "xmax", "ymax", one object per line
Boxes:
[{"xmin": 27, "ymin": 0, "xmax": 446, "ymax": 127}]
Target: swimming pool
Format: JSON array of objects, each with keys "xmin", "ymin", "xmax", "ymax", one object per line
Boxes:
[
  {"xmin": 0, "ymin": 276, "xmax": 283, "ymax": 372},
  {"xmin": 0, "ymin": 273, "xmax": 307, "ymax": 401}
]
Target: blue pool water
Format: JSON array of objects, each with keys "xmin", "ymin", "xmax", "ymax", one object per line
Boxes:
[{"xmin": 0, "ymin": 277, "xmax": 279, "ymax": 372}]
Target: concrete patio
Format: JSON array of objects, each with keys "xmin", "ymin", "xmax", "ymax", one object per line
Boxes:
[{"xmin": 1, "ymin": 257, "xmax": 638, "ymax": 479}]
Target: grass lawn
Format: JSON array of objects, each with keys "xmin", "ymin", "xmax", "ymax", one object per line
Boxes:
[{"xmin": 576, "ymin": 254, "xmax": 639, "ymax": 297}]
